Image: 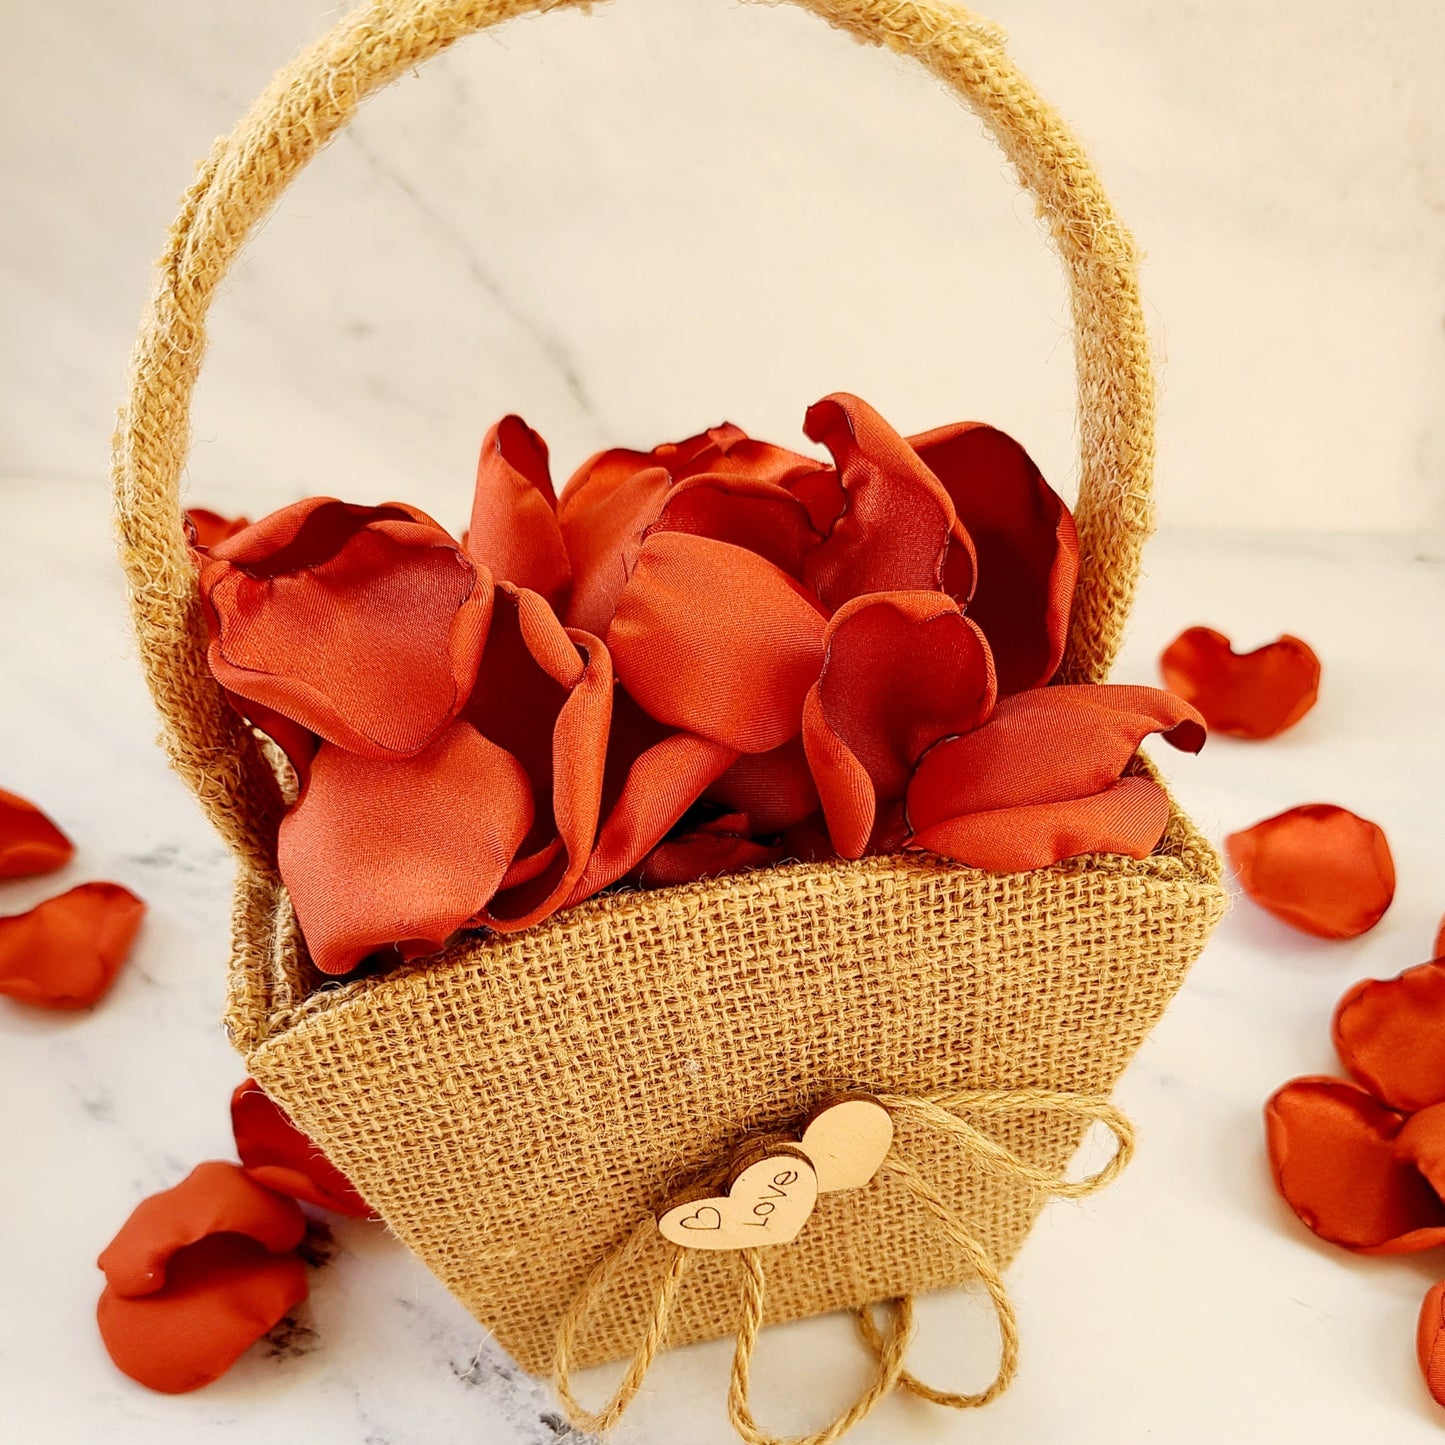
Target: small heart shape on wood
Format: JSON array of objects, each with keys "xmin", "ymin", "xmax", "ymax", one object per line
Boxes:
[
  {"xmin": 799, "ymin": 1094, "xmax": 894, "ymax": 1194},
  {"xmin": 657, "ymin": 1146, "xmax": 818, "ymax": 1251}
]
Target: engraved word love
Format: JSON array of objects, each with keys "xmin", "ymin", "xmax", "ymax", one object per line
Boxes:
[{"xmin": 656, "ymin": 1094, "xmax": 894, "ymax": 1252}]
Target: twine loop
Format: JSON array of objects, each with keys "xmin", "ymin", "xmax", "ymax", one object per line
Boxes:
[{"xmin": 553, "ymin": 1088, "xmax": 1134, "ymax": 1443}]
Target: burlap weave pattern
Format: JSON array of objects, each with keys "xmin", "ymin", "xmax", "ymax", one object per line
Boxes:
[
  {"xmin": 239, "ymin": 800, "xmax": 1222, "ymax": 1373},
  {"xmin": 112, "ymin": 0, "xmax": 1227, "ymax": 1388}
]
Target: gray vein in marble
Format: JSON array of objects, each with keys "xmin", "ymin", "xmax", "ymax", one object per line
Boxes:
[{"xmin": 342, "ymin": 130, "xmax": 598, "ymax": 423}]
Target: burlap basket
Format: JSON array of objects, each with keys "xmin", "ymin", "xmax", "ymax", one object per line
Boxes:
[{"xmin": 113, "ymin": 0, "xmax": 1225, "ymax": 1408}]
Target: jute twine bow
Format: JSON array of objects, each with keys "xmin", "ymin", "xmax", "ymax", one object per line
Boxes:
[{"xmin": 553, "ymin": 1088, "xmax": 1134, "ymax": 1444}]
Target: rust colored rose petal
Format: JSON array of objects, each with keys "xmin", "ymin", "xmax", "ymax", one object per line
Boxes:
[
  {"xmin": 801, "ymin": 393, "xmax": 974, "ymax": 611},
  {"xmin": 1398, "ymin": 1105, "xmax": 1445, "ymax": 1203},
  {"xmin": 705, "ymin": 738, "xmax": 820, "ymax": 835},
  {"xmin": 278, "ymin": 721, "xmax": 532, "ymax": 974},
  {"xmin": 1159, "ymin": 626, "xmax": 1320, "ymax": 739},
  {"xmin": 1264, "ymin": 1078, "xmax": 1445, "ymax": 1254},
  {"xmin": 0, "ymin": 882, "xmax": 145, "ymax": 1009},
  {"xmin": 633, "ymin": 814, "xmax": 784, "ymax": 889},
  {"xmin": 231, "ymin": 1080, "xmax": 375, "ymax": 1218},
  {"xmin": 608, "ymin": 532, "xmax": 827, "ymax": 754},
  {"xmin": 185, "ymin": 508, "xmax": 250, "ymax": 551},
  {"xmin": 905, "ymin": 684, "xmax": 1203, "ymax": 869},
  {"xmin": 201, "ymin": 498, "xmax": 492, "ymax": 759},
  {"xmin": 909, "ymin": 420, "xmax": 1078, "ymax": 696},
  {"xmin": 804, "ymin": 592, "xmax": 996, "ymax": 860},
  {"xmin": 0, "ymin": 787, "xmax": 74, "ymax": 879},
  {"xmin": 1227, "ymin": 804, "xmax": 1395, "ymax": 940},
  {"xmin": 567, "ymin": 688, "xmax": 737, "ymax": 902},
  {"xmin": 467, "ymin": 415, "xmax": 571, "ymax": 608},
  {"xmin": 99, "ymin": 1161, "xmax": 307, "ymax": 1298},
  {"xmin": 1332, "ymin": 960, "xmax": 1445, "ymax": 1113},
  {"xmin": 1419, "ymin": 1282, "xmax": 1445, "ymax": 1408},
  {"xmin": 98, "ymin": 1235, "xmax": 307, "ymax": 1394}
]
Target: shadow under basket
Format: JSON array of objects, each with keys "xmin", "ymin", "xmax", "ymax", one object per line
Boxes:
[{"xmin": 229, "ymin": 786, "xmax": 1224, "ymax": 1375}]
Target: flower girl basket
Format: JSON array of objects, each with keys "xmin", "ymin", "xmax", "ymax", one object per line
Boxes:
[{"xmin": 114, "ymin": 0, "xmax": 1224, "ymax": 1434}]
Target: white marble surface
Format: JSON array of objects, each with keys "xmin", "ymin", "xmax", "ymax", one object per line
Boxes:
[
  {"xmin": 3, "ymin": 0, "xmax": 1445, "ymax": 533},
  {"xmin": 3, "ymin": 480, "xmax": 1444, "ymax": 1442}
]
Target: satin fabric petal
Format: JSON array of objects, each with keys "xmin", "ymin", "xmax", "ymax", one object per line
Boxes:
[
  {"xmin": 231, "ymin": 1080, "xmax": 375, "ymax": 1218},
  {"xmin": 0, "ymin": 786, "xmax": 74, "ymax": 878},
  {"xmin": 908, "ymin": 684, "xmax": 1206, "ymax": 824},
  {"xmin": 1419, "ymin": 1281, "xmax": 1445, "ymax": 1408},
  {"xmin": 98, "ymin": 1235, "xmax": 309, "ymax": 1395},
  {"xmin": 608, "ymin": 533, "xmax": 827, "ymax": 753},
  {"xmin": 705, "ymin": 737, "xmax": 820, "ymax": 835},
  {"xmin": 98, "ymin": 1161, "xmax": 307, "ymax": 1298},
  {"xmin": 568, "ymin": 688, "xmax": 737, "ymax": 901},
  {"xmin": 557, "ymin": 423, "xmax": 807, "ymax": 636},
  {"xmin": 909, "ymin": 776, "xmax": 1176, "ymax": 872},
  {"xmin": 200, "ymin": 498, "xmax": 492, "ymax": 759},
  {"xmin": 469, "ymin": 604, "xmax": 612, "ymax": 930},
  {"xmin": 1227, "ymin": 804, "xmax": 1395, "ymax": 939},
  {"xmin": 801, "ymin": 394, "xmax": 976, "ymax": 612},
  {"xmin": 1264, "ymin": 1078, "xmax": 1445, "ymax": 1254},
  {"xmin": 1159, "ymin": 627, "xmax": 1320, "ymax": 740},
  {"xmin": 1333, "ymin": 961, "xmax": 1445, "ymax": 1113},
  {"xmin": 909, "ymin": 422, "xmax": 1077, "ymax": 695},
  {"xmin": 0, "ymin": 882, "xmax": 145, "ymax": 1008},
  {"xmin": 185, "ymin": 508, "xmax": 250, "ymax": 551},
  {"xmin": 468, "ymin": 415, "xmax": 571, "ymax": 608},
  {"xmin": 1398, "ymin": 1105, "xmax": 1445, "ymax": 1204},
  {"xmin": 648, "ymin": 474, "xmax": 824, "ymax": 581},
  {"xmin": 278, "ymin": 721, "xmax": 532, "ymax": 975},
  {"xmin": 633, "ymin": 813, "xmax": 785, "ymax": 888},
  {"xmin": 803, "ymin": 592, "xmax": 996, "ymax": 859}
]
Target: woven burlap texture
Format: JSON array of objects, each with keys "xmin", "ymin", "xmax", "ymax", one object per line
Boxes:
[
  {"xmin": 237, "ymin": 802, "xmax": 1222, "ymax": 1373},
  {"xmin": 110, "ymin": 0, "xmax": 1225, "ymax": 1385}
]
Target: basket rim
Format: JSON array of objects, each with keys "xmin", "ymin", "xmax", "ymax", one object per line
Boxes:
[{"xmin": 227, "ymin": 770, "xmax": 1223, "ymax": 1059}]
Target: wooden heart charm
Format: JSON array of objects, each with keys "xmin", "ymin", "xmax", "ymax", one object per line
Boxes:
[
  {"xmin": 799, "ymin": 1094, "xmax": 894, "ymax": 1194},
  {"xmin": 658, "ymin": 1145, "xmax": 818, "ymax": 1251}
]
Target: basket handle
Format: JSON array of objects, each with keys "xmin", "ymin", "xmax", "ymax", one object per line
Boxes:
[{"xmin": 114, "ymin": 0, "xmax": 1156, "ymax": 867}]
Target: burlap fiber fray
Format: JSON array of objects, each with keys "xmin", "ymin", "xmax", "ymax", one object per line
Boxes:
[{"xmin": 112, "ymin": 0, "xmax": 1226, "ymax": 1383}]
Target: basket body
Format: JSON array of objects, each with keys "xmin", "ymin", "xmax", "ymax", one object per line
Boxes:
[{"xmin": 236, "ymin": 795, "xmax": 1223, "ymax": 1375}]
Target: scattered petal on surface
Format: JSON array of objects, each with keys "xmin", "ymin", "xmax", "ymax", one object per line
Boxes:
[
  {"xmin": 0, "ymin": 882, "xmax": 145, "ymax": 1008},
  {"xmin": 906, "ymin": 685, "xmax": 1204, "ymax": 870},
  {"xmin": 1159, "ymin": 626, "xmax": 1320, "ymax": 740},
  {"xmin": 231, "ymin": 1080, "xmax": 374, "ymax": 1218},
  {"xmin": 1397, "ymin": 1105, "xmax": 1445, "ymax": 1202},
  {"xmin": 200, "ymin": 498, "xmax": 492, "ymax": 759},
  {"xmin": 99, "ymin": 1162, "xmax": 307, "ymax": 1298},
  {"xmin": 185, "ymin": 509, "xmax": 250, "ymax": 551},
  {"xmin": 98, "ymin": 1169, "xmax": 308, "ymax": 1396},
  {"xmin": 1418, "ymin": 1282, "xmax": 1445, "ymax": 1408},
  {"xmin": 910, "ymin": 421, "xmax": 1077, "ymax": 695},
  {"xmin": 278, "ymin": 721, "xmax": 532, "ymax": 974},
  {"xmin": 1333, "ymin": 961, "xmax": 1445, "ymax": 1113},
  {"xmin": 467, "ymin": 415, "xmax": 570, "ymax": 608},
  {"xmin": 0, "ymin": 786, "xmax": 74, "ymax": 879},
  {"xmin": 1264, "ymin": 1078, "xmax": 1445, "ymax": 1253},
  {"xmin": 1227, "ymin": 804, "xmax": 1395, "ymax": 940},
  {"xmin": 608, "ymin": 532, "xmax": 827, "ymax": 753}
]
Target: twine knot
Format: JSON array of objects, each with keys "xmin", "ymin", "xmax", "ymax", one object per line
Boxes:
[{"xmin": 553, "ymin": 1087, "xmax": 1134, "ymax": 1444}]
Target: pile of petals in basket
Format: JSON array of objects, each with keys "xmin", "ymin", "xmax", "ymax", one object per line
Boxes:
[{"xmin": 195, "ymin": 393, "xmax": 1205, "ymax": 976}]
